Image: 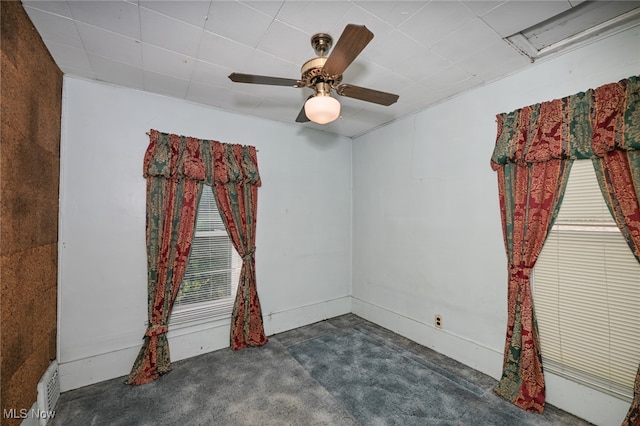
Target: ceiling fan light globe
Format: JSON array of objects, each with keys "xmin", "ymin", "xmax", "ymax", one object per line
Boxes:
[{"xmin": 304, "ymin": 95, "xmax": 340, "ymax": 124}]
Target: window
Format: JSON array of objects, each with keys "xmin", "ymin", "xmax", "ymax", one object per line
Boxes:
[
  {"xmin": 533, "ymin": 159, "xmax": 640, "ymax": 401},
  {"xmin": 170, "ymin": 186, "xmax": 241, "ymax": 326}
]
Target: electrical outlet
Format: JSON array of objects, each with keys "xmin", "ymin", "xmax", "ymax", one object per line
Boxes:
[{"xmin": 435, "ymin": 314, "xmax": 443, "ymax": 329}]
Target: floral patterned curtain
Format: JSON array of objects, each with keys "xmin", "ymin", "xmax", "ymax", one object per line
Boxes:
[
  {"xmin": 490, "ymin": 101, "xmax": 575, "ymax": 413},
  {"xmin": 126, "ymin": 132, "xmax": 205, "ymax": 385},
  {"xmin": 491, "ymin": 75, "xmax": 640, "ymax": 420},
  {"xmin": 212, "ymin": 143, "xmax": 267, "ymax": 349},
  {"xmin": 127, "ymin": 130, "xmax": 266, "ymax": 385},
  {"xmin": 590, "ymin": 78, "xmax": 640, "ymax": 425}
]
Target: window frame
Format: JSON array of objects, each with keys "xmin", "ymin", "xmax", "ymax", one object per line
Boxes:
[
  {"xmin": 532, "ymin": 159, "xmax": 640, "ymax": 402},
  {"xmin": 169, "ymin": 186, "xmax": 241, "ymax": 329}
]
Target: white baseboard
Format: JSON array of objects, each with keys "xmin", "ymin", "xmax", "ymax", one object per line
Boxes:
[
  {"xmin": 58, "ymin": 296, "xmax": 352, "ymax": 392},
  {"xmin": 545, "ymin": 372, "xmax": 629, "ymax": 426},
  {"xmin": 351, "ymin": 297, "xmax": 503, "ymax": 379},
  {"xmin": 58, "ymin": 344, "xmax": 140, "ymax": 392},
  {"xmin": 263, "ymin": 296, "xmax": 352, "ymax": 336},
  {"xmin": 351, "ymin": 296, "xmax": 631, "ymax": 426}
]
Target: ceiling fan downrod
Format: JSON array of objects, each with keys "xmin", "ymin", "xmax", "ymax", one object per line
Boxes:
[{"xmin": 311, "ymin": 33, "xmax": 333, "ymax": 57}]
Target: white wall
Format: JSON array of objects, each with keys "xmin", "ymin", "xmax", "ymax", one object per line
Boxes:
[
  {"xmin": 351, "ymin": 26, "xmax": 640, "ymax": 426},
  {"xmin": 58, "ymin": 77, "xmax": 352, "ymax": 391}
]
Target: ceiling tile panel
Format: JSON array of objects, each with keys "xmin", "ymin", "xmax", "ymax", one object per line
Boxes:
[
  {"xmin": 392, "ymin": 47, "xmax": 451, "ymax": 82},
  {"xmin": 23, "ymin": 6, "xmax": 83, "ymax": 48},
  {"xmin": 399, "ymin": 1, "xmax": 477, "ymax": 47},
  {"xmin": 339, "ymin": 57, "xmax": 408, "ymax": 95},
  {"xmin": 480, "ymin": 0, "xmax": 572, "ymax": 37},
  {"xmin": 240, "ymin": 48, "xmax": 301, "ymax": 79},
  {"xmin": 355, "ymin": 1, "xmax": 428, "ymax": 28},
  {"xmin": 252, "ymin": 92, "xmax": 310, "ymax": 121},
  {"xmin": 141, "ymin": 43, "xmax": 196, "ymax": 80},
  {"xmin": 140, "ymin": 7, "xmax": 204, "ymax": 57},
  {"xmin": 458, "ymin": 40, "xmax": 531, "ymax": 83},
  {"xmin": 187, "ymin": 81, "xmax": 263, "ymax": 112},
  {"xmin": 418, "ymin": 63, "xmax": 476, "ymax": 90},
  {"xmin": 67, "ymin": 0, "xmax": 141, "ymax": 40},
  {"xmin": 328, "ymin": 4, "xmax": 395, "ymax": 47},
  {"xmin": 393, "ymin": 83, "xmax": 440, "ymax": 112},
  {"xmin": 273, "ymin": 1, "xmax": 354, "ymax": 34},
  {"xmin": 430, "ymin": 18, "xmax": 504, "ymax": 62},
  {"xmin": 441, "ymin": 73, "xmax": 486, "ymax": 97},
  {"xmin": 191, "ymin": 60, "xmax": 235, "ymax": 88},
  {"xmin": 256, "ymin": 20, "xmax": 313, "ymax": 64},
  {"xmin": 197, "ymin": 31, "xmax": 254, "ymax": 71},
  {"xmin": 361, "ymin": 29, "xmax": 425, "ymax": 65},
  {"xmin": 22, "ymin": 0, "xmax": 72, "ymax": 18},
  {"xmin": 461, "ymin": 1, "xmax": 505, "ymax": 18},
  {"xmin": 138, "ymin": 1, "xmax": 212, "ymax": 28},
  {"xmin": 240, "ymin": 1, "xmax": 286, "ymax": 17},
  {"xmin": 76, "ymin": 22, "xmax": 142, "ymax": 68},
  {"xmin": 43, "ymin": 40, "xmax": 94, "ymax": 75},
  {"xmin": 206, "ymin": 1, "xmax": 274, "ymax": 48},
  {"xmin": 88, "ymin": 54, "xmax": 144, "ymax": 89},
  {"xmin": 228, "ymin": 80, "xmax": 301, "ymax": 101}
]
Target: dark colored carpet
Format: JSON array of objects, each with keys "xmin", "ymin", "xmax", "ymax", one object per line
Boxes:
[
  {"xmin": 288, "ymin": 326, "xmax": 578, "ymax": 426},
  {"xmin": 48, "ymin": 314, "xmax": 591, "ymax": 425},
  {"xmin": 289, "ymin": 327, "xmax": 484, "ymax": 425}
]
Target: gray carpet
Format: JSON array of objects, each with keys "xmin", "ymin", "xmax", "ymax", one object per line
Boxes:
[{"xmin": 49, "ymin": 314, "xmax": 591, "ymax": 425}]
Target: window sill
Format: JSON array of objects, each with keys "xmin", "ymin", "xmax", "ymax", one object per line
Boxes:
[{"xmin": 169, "ymin": 298, "xmax": 234, "ymax": 331}]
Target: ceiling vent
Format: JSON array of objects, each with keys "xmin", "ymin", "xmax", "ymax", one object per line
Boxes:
[{"xmin": 506, "ymin": 1, "xmax": 640, "ymax": 62}]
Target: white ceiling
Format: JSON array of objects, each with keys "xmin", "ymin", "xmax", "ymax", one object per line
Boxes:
[{"xmin": 22, "ymin": 0, "xmax": 640, "ymax": 138}]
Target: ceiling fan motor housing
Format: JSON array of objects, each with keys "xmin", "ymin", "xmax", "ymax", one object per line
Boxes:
[{"xmin": 301, "ymin": 56, "xmax": 342, "ymax": 89}]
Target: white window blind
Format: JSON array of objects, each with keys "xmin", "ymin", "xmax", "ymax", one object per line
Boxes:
[
  {"xmin": 533, "ymin": 159, "xmax": 640, "ymax": 401},
  {"xmin": 170, "ymin": 186, "xmax": 241, "ymax": 326}
]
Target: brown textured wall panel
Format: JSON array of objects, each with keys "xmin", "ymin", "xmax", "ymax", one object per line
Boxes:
[
  {"xmin": 1, "ymin": 124, "xmax": 60, "ymax": 250},
  {"xmin": 1, "ymin": 2, "xmax": 63, "ymax": 425}
]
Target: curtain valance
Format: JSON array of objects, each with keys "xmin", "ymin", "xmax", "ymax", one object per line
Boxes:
[
  {"xmin": 143, "ymin": 129, "xmax": 261, "ymax": 187},
  {"xmin": 491, "ymin": 75, "xmax": 640, "ymax": 168}
]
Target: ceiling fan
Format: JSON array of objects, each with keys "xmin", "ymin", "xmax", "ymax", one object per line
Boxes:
[{"xmin": 228, "ymin": 24, "xmax": 399, "ymax": 125}]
